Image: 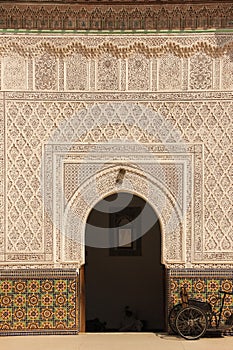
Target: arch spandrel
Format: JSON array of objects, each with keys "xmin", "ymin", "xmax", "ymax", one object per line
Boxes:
[
  {"xmin": 41, "ymin": 102, "xmax": 201, "ymax": 270},
  {"xmin": 63, "ymin": 165, "xmax": 184, "ymax": 267}
]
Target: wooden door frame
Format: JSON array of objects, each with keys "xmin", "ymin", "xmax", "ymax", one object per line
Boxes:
[{"xmin": 79, "ymin": 264, "xmax": 86, "ymax": 332}]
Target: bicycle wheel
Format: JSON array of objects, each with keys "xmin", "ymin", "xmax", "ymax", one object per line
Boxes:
[
  {"xmin": 168, "ymin": 303, "xmax": 182, "ymax": 334},
  {"xmin": 176, "ymin": 306, "xmax": 208, "ymax": 340}
]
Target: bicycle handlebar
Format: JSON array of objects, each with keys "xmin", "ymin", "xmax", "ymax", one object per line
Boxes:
[{"xmin": 219, "ymin": 290, "xmax": 233, "ymax": 295}]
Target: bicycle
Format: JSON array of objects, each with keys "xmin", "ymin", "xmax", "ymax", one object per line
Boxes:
[{"xmin": 168, "ymin": 286, "xmax": 233, "ymax": 340}]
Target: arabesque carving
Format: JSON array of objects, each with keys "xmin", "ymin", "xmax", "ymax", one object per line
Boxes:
[
  {"xmin": 0, "ymin": 33, "xmax": 233, "ymax": 93},
  {"xmin": 0, "ymin": 39, "xmax": 233, "ymax": 59},
  {"xmin": 3, "ymin": 93, "xmax": 232, "ymax": 268},
  {"xmin": 0, "ymin": 32, "xmax": 232, "ymax": 270},
  {"xmin": 64, "ymin": 164, "xmax": 184, "ymax": 265}
]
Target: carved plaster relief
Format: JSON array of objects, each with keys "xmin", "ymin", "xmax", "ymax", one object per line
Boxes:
[
  {"xmin": 63, "ymin": 164, "xmax": 184, "ymax": 266},
  {"xmin": 40, "ymin": 102, "xmax": 203, "ymax": 269},
  {"xmin": 127, "ymin": 53, "xmax": 150, "ymax": 91},
  {"xmin": 65, "ymin": 54, "xmax": 88, "ymax": 91},
  {"xmin": 0, "ymin": 95, "xmax": 4, "ymax": 261},
  {"xmin": 0, "ymin": 32, "xmax": 232, "ymax": 269},
  {"xmin": 3, "ymin": 94, "xmax": 232, "ymax": 269},
  {"xmin": 0, "ymin": 34, "xmax": 232, "ymax": 92},
  {"xmin": 158, "ymin": 53, "xmax": 182, "ymax": 91},
  {"xmin": 221, "ymin": 53, "xmax": 233, "ymax": 90},
  {"xmin": 97, "ymin": 53, "xmax": 120, "ymax": 91},
  {"xmin": 45, "ymin": 142, "xmax": 199, "ymax": 267},
  {"xmin": 35, "ymin": 53, "xmax": 58, "ymax": 90},
  {"xmin": 1, "ymin": 94, "xmax": 232, "ymax": 267},
  {"xmin": 2, "ymin": 53, "xmax": 27, "ymax": 91},
  {"xmin": 189, "ymin": 52, "xmax": 213, "ymax": 90}
]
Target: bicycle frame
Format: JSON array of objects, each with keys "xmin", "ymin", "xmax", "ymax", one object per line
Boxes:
[
  {"xmin": 179, "ymin": 287, "xmax": 233, "ymax": 330},
  {"xmin": 215, "ymin": 290, "xmax": 233, "ymax": 329},
  {"xmin": 169, "ymin": 287, "xmax": 233, "ymax": 340}
]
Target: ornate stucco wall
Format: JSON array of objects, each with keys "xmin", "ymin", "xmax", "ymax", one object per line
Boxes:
[
  {"xmin": 0, "ymin": 32, "xmax": 232, "ymax": 334},
  {"xmin": 0, "ymin": 33, "xmax": 232, "ymax": 268}
]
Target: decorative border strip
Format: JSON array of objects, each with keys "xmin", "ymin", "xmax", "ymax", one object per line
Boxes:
[
  {"xmin": 0, "ymin": 97, "xmax": 4, "ymax": 261},
  {"xmin": 0, "ymin": 329, "xmax": 78, "ymax": 337},
  {"xmin": 0, "ymin": 3, "xmax": 232, "ymax": 31},
  {"xmin": 4, "ymin": 91, "xmax": 233, "ymax": 101},
  {"xmin": 0, "ymin": 40, "xmax": 233, "ymax": 59},
  {"xmin": 168, "ymin": 269, "xmax": 233, "ymax": 277},
  {"xmin": 1, "ymin": 0, "xmax": 232, "ymax": 4},
  {"xmin": 0, "ymin": 268, "xmax": 77, "ymax": 277},
  {"xmin": 1, "ymin": 29, "xmax": 233, "ymax": 34}
]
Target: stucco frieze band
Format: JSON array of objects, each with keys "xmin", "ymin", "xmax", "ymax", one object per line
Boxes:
[
  {"xmin": 1, "ymin": 33, "xmax": 233, "ymax": 92},
  {"xmin": 1, "ymin": 39, "xmax": 233, "ymax": 59}
]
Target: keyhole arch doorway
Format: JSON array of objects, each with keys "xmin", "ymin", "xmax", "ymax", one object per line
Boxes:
[{"xmin": 84, "ymin": 191, "xmax": 166, "ymax": 333}]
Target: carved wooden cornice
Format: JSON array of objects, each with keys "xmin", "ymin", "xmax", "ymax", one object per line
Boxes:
[
  {"xmin": 0, "ymin": 0, "xmax": 232, "ymax": 3},
  {"xmin": 0, "ymin": 2, "xmax": 232, "ymax": 30}
]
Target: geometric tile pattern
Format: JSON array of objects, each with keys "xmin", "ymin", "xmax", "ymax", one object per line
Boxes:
[{"xmin": 0, "ymin": 272, "xmax": 78, "ymax": 335}]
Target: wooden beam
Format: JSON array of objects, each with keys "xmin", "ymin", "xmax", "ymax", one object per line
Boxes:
[{"xmin": 79, "ymin": 264, "xmax": 86, "ymax": 332}]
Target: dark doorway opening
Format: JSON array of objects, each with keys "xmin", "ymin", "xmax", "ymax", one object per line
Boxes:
[{"xmin": 84, "ymin": 192, "xmax": 165, "ymax": 332}]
